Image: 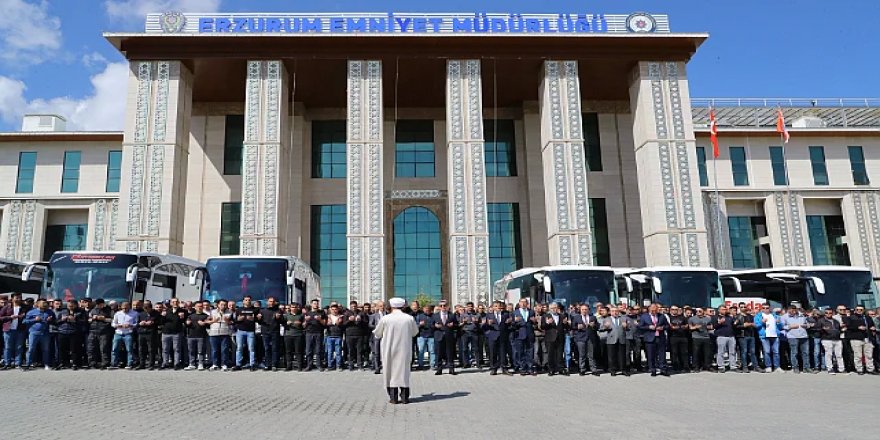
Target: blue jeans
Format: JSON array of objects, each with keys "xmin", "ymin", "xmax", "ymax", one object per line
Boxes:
[
  {"xmin": 325, "ymin": 336, "xmax": 343, "ymax": 368},
  {"xmin": 111, "ymin": 333, "xmax": 134, "ymax": 367},
  {"xmin": 235, "ymin": 330, "xmax": 255, "ymax": 367},
  {"xmin": 3, "ymin": 329, "xmax": 25, "ymax": 366},
  {"xmin": 811, "ymin": 337, "xmax": 825, "ymax": 370},
  {"xmin": 26, "ymin": 332, "xmax": 51, "ymax": 367},
  {"xmin": 788, "ymin": 337, "xmax": 809, "ymax": 371},
  {"xmin": 738, "ymin": 336, "xmax": 758, "ymax": 370},
  {"xmin": 761, "ymin": 337, "xmax": 780, "ymax": 369},
  {"xmin": 564, "ymin": 334, "xmax": 572, "ymax": 369},
  {"xmin": 210, "ymin": 335, "xmax": 230, "ymax": 367},
  {"xmin": 416, "ymin": 336, "xmax": 435, "ymax": 369}
]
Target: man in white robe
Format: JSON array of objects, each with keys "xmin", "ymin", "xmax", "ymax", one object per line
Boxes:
[{"xmin": 373, "ymin": 297, "xmax": 419, "ymax": 404}]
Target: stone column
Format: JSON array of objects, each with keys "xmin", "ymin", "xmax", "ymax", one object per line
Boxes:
[
  {"xmin": 628, "ymin": 61, "xmax": 709, "ymax": 267},
  {"xmin": 765, "ymin": 192, "xmax": 808, "ymax": 266},
  {"xmin": 347, "ymin": 60, "xmax": 385, "ymax": 304},
  {"xmin": 240, "ymin": 60, "xmax": 291, "ymax": 256},
  {"xmin": 446, "ymin": 60, "xmax": 491, "ymax": 305},
  {"xmin": 3, "ymin": 200, "xmax": 39, "ymax": 261},
  {"xmin": 538, "ymin": 61, "xmax": 594, "ymax": 266},
  {"xmin": 117, "ymin": 61, "xmax": 192, "ymax": 254}
]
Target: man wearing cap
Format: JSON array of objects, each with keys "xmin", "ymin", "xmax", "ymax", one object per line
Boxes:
[{"xmin": 373, "ymin": 297, "xmax": 419, "ymax": 404}]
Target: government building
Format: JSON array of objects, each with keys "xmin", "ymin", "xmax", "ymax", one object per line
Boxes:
[{"xmin": 0, "ymin": 12, "xmax": 878, "ymax": 306}]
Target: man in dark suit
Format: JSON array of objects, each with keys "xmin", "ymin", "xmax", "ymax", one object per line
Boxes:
[
  {"xmin": 368, "ymin": 301, "xmax": 385, "ymax": 374},
  {"xmin": 541, "ymin": 302, "xmax": 569, "ymax": 376},
  {"xmin": 638, "ymin": 303, "xmax": 670, "ymax": 376},
  {"xmin": 510, "ymin": 298, "xmax": 537, "ymax": 376},
  {"xmin": 482, "ymin": 301, "xmax": 511, "ymax": 375},
  {"xmin": 431, "ymin": 301, "xmax": 458, "ymax": 375},
  {"xmin": 571, "ymin": 303, "xmax": 599, "ymax": 376}
]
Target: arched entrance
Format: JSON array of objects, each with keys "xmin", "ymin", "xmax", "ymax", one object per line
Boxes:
[{"xmin": 392, "ymin": 206, "xmax": 443, "ymax": 303}]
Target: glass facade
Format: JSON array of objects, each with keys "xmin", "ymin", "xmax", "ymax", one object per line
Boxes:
[
  {"xmin": 312, "ymin": 120, "xmax": 346, "ymax": 178},
  {"xmin": 809, "ymin": 146, "xmax": 829, "ymax": 185},
  {"xmin": 727, "ymin": 216, "xmax": 769, "ymax": 269},
  {"xmin": 583, "ymin": 112, "xmax": 602, "ymax": 171},
  {"xmin": 16, "ymin": 152, "xmax": 36, "ymax": 194},
  {"xmin": 589, "ymin": 198, "xmax": 611, "ymax": 266},
  {"xmin": 395, "ymin": 120, "xmax": 435, "ymax": 178},
  {"xmin": 729, "ymin": 147, "xmax": 749, "ymax": 186},
  {"xmin": 393, "ymin": 207, "xmax": 442, "ymax": 302},
  {"xmin": 484, "ymin": 119, "xmax": 516, "ymax": 177},
  {"xmin": 487, "ymin": 203, "xmax": 522, "ymax": 285},
  {"xmin": 769, "ymin": 146, "xmax": 788, "ymax": 186},
  {"xmin": 695, "ymin": 146, "xmax": 709, "ymax": 187},
  {"xmin": 106, "ymin": 150, "xmax": 122, "ymax": 192},
  {"xmin": 42, "ymin": 224, "xmax": 87, "ymax": 260},
  {"xmin": 848, "ymin": 146, "xmax": 869, "ymax": 185},
  {"xmin": 61, "ymin": 151, "xmax": 81, "ymax": 193},
  {"xmin": 219, "ymin": 202, "xmax": 241, "ymax": 256},
  {"xmin": 310, "ymin": 205, "xmax": 347, "ymax": 305},
  {"xmin": 223, "ymin": 115, "xmax": 244, "ymax": 175},
  {"xmin": 807, "ymin": 215, "xmax": 850, "ymax": 265}
]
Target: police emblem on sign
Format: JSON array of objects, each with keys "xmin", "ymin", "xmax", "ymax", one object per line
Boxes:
[
  {"xmin": 625, "ymin": 12, "xmax": 656, "ymax": 33},
  {"xmin": 159, "ymin": 11, "xmax": 187, "ymax": 33}
]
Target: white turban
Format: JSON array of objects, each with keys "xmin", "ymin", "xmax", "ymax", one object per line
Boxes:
[{"xmin": 389, "ymin": 297, "xmax": 406, "ymax": 308}]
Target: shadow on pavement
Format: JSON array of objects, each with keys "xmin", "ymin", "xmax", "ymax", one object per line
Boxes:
[{"xmin": 413, "ymin": 391, "xmax": 470, "ymax": 403}]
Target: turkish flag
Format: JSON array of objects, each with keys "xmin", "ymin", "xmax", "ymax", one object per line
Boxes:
[
  {"xmin": 776, "ymin": 109, "xmax": 790, "ymax": 143},
  {"xmin": 709, "ymin": 109, "xmax": 719, "ymax": 158}
]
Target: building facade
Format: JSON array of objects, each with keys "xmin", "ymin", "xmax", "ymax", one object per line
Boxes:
[{"xmin": 1, "ymin": 12, "xmax": 877, "ymax": 305}]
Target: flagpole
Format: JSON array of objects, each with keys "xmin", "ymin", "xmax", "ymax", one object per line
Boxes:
[
  {"xmin": 777, "ymin": 106, "xmax": 794, "ymax": 265},
  {"xmin": 709, "ymin": 106, "xmax": 725, "ymax": 269}
]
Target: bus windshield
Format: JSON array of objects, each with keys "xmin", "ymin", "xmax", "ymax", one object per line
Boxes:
[
  {"xmin": 47, "ymin": 253, "xmax": 135, "ymax": 304},
  {"xmin": 654, "ymin": 271, "xmax": 720, "ymax": 308},
  {"xmin": 804, "ymin": 270, "xmax": 878, "ymax": 309},
  {"xmin": 204, "ymin": 258, "xmax": 288, "ymax": 304},
  {"xmin": 547, "ymin": 270, "xmax": 615, "ymax": 308}
]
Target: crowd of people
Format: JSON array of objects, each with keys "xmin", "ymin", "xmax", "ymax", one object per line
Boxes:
[{"xmin": 1, "ymin": 292, "xmax": 878, "ymax": 377}]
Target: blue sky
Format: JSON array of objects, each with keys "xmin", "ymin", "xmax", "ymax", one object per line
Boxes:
[{"xmin": 0, "ymin": 0, "xmax": 877, "ymax": 131}]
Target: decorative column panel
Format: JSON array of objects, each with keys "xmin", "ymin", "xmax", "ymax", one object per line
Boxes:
[
  {"xmin": 117, "ymin": 61, "xmax": 192, "ymax": 254},
  {"xmin": 538, "ymin": 61, "xmax": 593, "ymax": 266},
  {"xmin": 628, "ymin": 61, "xmax": 709, "ymax": 267},
  {"xmin": 769, "ymin": 192, "xmax": 808, "ymax": 266},
  {"xmin": 3, "ymin": 200, "xmax": 37, "ymax": 261},
  {"xmin": 446, "ymin": 60, "xmax": 491, "ymax": 305},
  {"xmin": 91, "ymin": 199, "xmax": 120, "ymax": 252},
  {"xmin": 240, "ymin": 60, "xmax": 291, "ymax": 256},
  {"xmin": 347, "ymin": 60, "xmax": 385, "ymax": 304},
  {"xmin": 843, "ymin": 191, "xmax": 880, "ymax": 273}
]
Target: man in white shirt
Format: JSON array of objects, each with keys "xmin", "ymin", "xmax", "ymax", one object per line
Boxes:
[
  {"xmin": 755, "ymin": 304, "xmax": 781, "ymax": 373},
  {"xmin": 110, "ymin": 301, "xmax": 138, "ymax": 369}
]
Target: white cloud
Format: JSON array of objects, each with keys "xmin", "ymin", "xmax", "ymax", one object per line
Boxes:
[
  {"xmin": 0, "ymin": 61, "xmax": 129, "ymax": 131},
  {"xmin": 0, "ymin": 0, "xmax": 63, "ymax": 66},
  {"xmin": 104, "ymin": 0, "xmax": 221, "ymax": 28},
  {"xmin": 81, "ymin": 51, "xmax": 109, "ymax": 69}
]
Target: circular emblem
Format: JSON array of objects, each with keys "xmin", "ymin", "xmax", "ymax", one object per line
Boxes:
[
  {"xmin": 625, "ymin": 12, "xmax": 657, "ymax": 33},
  {"xmin": 159, "ymin": 11, "xmax": 187, "ymax": 33}
]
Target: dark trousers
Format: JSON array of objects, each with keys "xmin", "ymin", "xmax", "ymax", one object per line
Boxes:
[
  {"xmin": 486, "ymin": 337, "xmax": 506, "ymax": 371},
  {"xmin": 370, "ymin": 336, "xmax": 382, "ymax": 371},
  {"xmin": 305, "ymin": 333, "xmax": 323, "ymax": 369},
  {"xmin": 532, "ymin": 335, "xmax": 546, "ymax": 370},
  {"xmin": 284, "ymin": 334, "xmax": 305, "ymax": 369},
  {"xmin": 607, "ymin": 342, "xmax": 625, "ymax": 373},
  {"xmin": 669, "ymin": 336, "xmax": 690, "ymax": 371},
  {"xmin": 575, "ymin": 339, "xmax": 597, "ymax": 373},
  {"xmin": 346, "ymin": 335, "xmax": 364, "ymax": 370},
  {"xmin": 547, "ymin": 338, "xmax": 563, "ymax": 373},
  {"xmin": 261, "ymin": 333, "xmax": 280, "ymax": 368},
  {"xmin": 594, "ymin": 338, "xmax": 608, "ymax": 371},
  {"xmin": 58, "ymin": 333, "xmax": 82, "ymax": 368},
  {"xmin": 138, "ymin": 334, "xmax": 156, "ymax": 368},
  {"xmin": 87, "ymin": 332, "xmax": 111, "ymax": 368},
  {"xmin": 692, "ymin": 338, "xmax": 712, "ymax": 370},
  {"xmin": 625, "ymin": 338, "xmax": 641, "ymax": 371},
  {"xmin": 645, "ymin": 337, "xmax": 667, "ymax": 372},
  {"xmin": 513, "ymin": 338, "xmax": 534, "ymax": 372},
  {"xmin": 460, "ymin": 332, "xmax": 479, "ymax": 367},
  {"xmin": 434, "ymin": 336, "xmax": 456, "ymax": 372}
]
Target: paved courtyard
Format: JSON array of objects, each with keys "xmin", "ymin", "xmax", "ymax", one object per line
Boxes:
[{"xmin": 0, "ymin": 368, "xmax": 875, "ymax": 439}]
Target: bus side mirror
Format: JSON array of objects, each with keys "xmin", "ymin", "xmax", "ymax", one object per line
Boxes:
[
  {"xmin": 189, "ymin": 267, "xmax": 206, "ymax": 286},
  {"xmin": 21, "ymin": 264, "xmax": 35, "ymax": 282},
  {"xmin": 125, "ymin": 265, "xmax": 138, "ymax": 283},
  {"xmin": 286, "ymin": 271, "xmax": 295, "ymax": 287},
  {"xmin": 623, "ymin": 276, "xmax": 633, "ymax": 293},
  {"xmin": 651, "ymin": 277, "xmax": 662, "ymax": 294},
  {"xmin": 542, "ymin": 276, "xmax": 552, "ymax": 293},
  {"xmin": 731, "ymin": 277, "xmax": 742, "ymax": 294},
  {"xmin": 809, "ymin": 277, "xmax": 826, "ymax": 295}
]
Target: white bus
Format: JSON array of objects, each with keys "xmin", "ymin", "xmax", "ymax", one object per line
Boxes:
[
  {"xmin": 23, "ymin": 251, "xmax": 204, "ymax": 304},
  {"xmin": 0, "ymin": 258, "xmax": 45, "ymax": 300},
  {"xmin": 720, "ymin": 266, "xmax": 879, "ymax": 310},
  {"xmin": 493, "ymin": 266, "xmax": 619, "ymax": 308},
  {"xmin": 616, "ymin": 267, "xmax": 727, "ymax": 309},
  {"xmin": 190, "ymin": 256, "xmax": 320, "ymax": 305}
]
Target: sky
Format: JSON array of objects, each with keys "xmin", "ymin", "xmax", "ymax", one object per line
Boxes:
[{"xmin": 0, "ymin": 0, "xmax": 877, "ymax": 132}]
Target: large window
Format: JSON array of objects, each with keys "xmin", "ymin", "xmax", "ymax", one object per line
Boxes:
[
  {"xmin": 43, "ymin": 224, "xmax": 87, "ymax": 260},
  {"xmin": 395, "ymin": 120, "xmax": 435, "ymax": 178},
  {"xmin": 16, "ymin": 152, "xmax": 36, "ymax": 194},
  {"xmin": 728, "ymin": 216, "xmax": 761, "ymax": 269},
  {"xmin": 848, "ymin": 146, "xmax": 870, "ymax": 186},
  {"xmin": 582, "ymin": 112, "xmax": 602, "ymax": 171},
  {"xmin": 807, "ymin": 215, "xmax": 849, "ymax": 265},
  {"xmin": 61, "ymin": 151, "xmax": 81, "ymax": 193},
  {"xmin": 695, "ymin": 146, "xmax": 709, "ymax": 187},
  {"xmin": 312, "ymin": 120, "xmax": 346, "ymax": 178},
  {"xmin": 106, "ymin": 150, "xmax": 122, "ymax": 192},
  {"xmin": 488, "ymin": 203, "xmax": 522, "ymax": 285},
  {"xmin": 809, "ymin": 146, "xmax": 829, "ymax": 186},
  {"xmin": 223, "ymin": 115, "xmax": 244, "ymax": 175},
  {"xmin": 769, "ymin": 146, "xmax": 788, "ymax": 186},
  {"xmin": 484, "ymin": 119, "xmax": 516, "ymax": 177},
  {"xmin": 219, "ymin": 202, "xmax": 241, "ymax": 256},
  {"xmin": 311, "ymin": 205, "xmax": 347, "ymax": 305},
  {"xmin": 729, "ymin": 146, "xmax": 749, "ymax": 186},
  {"xmin": 589, "ymin": 198, "xmax": 611, "ymax": 266},
  {"xmin": 393, "ymin": 207, "xmax": 442, "ymax": 302}
]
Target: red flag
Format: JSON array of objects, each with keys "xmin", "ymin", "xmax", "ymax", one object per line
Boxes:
[
  {"xmin": 709, "ymin": 109, "xmax": 719, "ymax": 158},
  {"xmin": 776, "ymin": 109, "xmax": 790, "ymax": 143}
]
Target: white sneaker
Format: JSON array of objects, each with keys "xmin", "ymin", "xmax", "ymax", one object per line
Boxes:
[
  {"xmin": 222, "ymin": 366, "xmax": 228, "ymax": 372},
  {"xmin": 774, "ymin": 368, "xmax": 784, "ymax": 373},
  {"xmin": 828, "ymin": 370, "xmax": 836, "ymax": 375},
  {"xmin": 209, "ymin": 365, "xmax": 219, "ymax": 371},
  {"xmin": 198, "ymin": 364, "xmax": 205, "ymax": 371},
  {"xmin": 764, "ymin": 367, "xmax": 771, "ymax": 373},
  {"xmin": 44, "ymin": 366, "xmax": 51, "ymax": 371},
  {"xmin": 184, "ymin": 365, "xmax": 195, "ymax": 371}
]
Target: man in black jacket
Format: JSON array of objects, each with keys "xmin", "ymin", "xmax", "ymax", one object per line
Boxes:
[
  {"xmin": 304, "ymin": 299, "xmax": 326, "ymax": 371},
  {"xmin": 258, "ymin": 296, "xmax": 283, "ymax": 371},
  {"xmin": 136, "ymin": 301, "xmax": 160, "ymax": 370},
  {"xmin": 87, "ymin": 299, "xmax": 112, "ymax": 369},
  {"xmin": 344, "ymin": 301, "xmax": 369, "ymax": 371},
  {"xmin": 482, "ymin": 301, "xmax": 510, "ymax": 375},
  {"xmin": 845, "ymin": 306, "xmax": 877, "ymax": 375},
  {"xmin": 541, "ymin": 302, "xmax": 569, "ymax": 376},
  {"xmin": 431, "ymin": 301, "xmax": 458, "ymax": 375},
  {"xmin": 160, "ymin": 298, "xmax": 187, "ymax": 370},
  {"xmin": 57, "ymin": 300, "xmax": 87, "ymax": 370},
  {"xmin": 184, "ymin": 301, "xmax": 209, "ymax": 370},
  {"xmin": 282, "ymin": 303, "xmax": 306, "ymax": 371}
]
